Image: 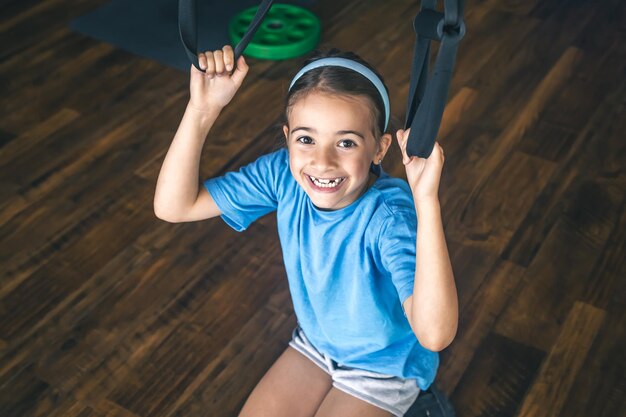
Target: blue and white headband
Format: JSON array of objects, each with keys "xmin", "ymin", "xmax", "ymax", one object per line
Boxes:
[{"xmin": 288, "ymin": 57, "xmax": 390, "ymax": 131}]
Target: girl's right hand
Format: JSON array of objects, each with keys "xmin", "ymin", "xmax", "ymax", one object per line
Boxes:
[{"xmin": 189, "ymin": 45, "xmax": 249, "ymax": 112}]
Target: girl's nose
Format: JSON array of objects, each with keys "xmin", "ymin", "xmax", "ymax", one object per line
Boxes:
[{"xmin": 312, "ymin": 146, "xmax": 337, "ymax": 170}]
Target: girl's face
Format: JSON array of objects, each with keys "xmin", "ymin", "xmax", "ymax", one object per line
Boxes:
[{"xmin": 283, "ymin": 91, "xmax": 391, "ymax": 210}]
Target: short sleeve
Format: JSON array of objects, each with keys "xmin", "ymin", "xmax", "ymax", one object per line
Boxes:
[
  {"xmin": 204, "ymin": 149, "xmax": 286, "ymax": 231},
  {"xmin": 378, "ymin": 211, "xmax": 418, "ymax": 303}
]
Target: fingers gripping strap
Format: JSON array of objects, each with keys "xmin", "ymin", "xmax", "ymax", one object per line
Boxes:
[
  {"xmin": 288, "ymin": 57, "xmax": 390, "ymax": 132},
  {"xmin": 178, "ymin": 0, "xmax": 274, "ymax": 72}
]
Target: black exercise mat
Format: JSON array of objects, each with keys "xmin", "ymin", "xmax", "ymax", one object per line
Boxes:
[{"xmin": 70, "ymin": 0, "xmax": 317, "ymax": 71}]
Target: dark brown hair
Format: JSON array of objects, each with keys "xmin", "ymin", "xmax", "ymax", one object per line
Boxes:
[{"xmin": 284, "ymin": 49, "xmax": 389, "ymax": 141}]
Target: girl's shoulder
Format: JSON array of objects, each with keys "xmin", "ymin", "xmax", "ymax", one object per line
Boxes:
[
  {"xmin": 364, "ymin": 175, "xmax": 417, "ymax": 244},
  {"xmin": 250, "ymin": 147, "xmax": 292, "ymax": 181},
  {"xmin": 255, "ymin": 147, "xmax": 289, "ymax": 167},
  {"xmin": 370, "ymin": 174, "xmax": 416, "ymax": 217},
  {"xmin": 259, "ymin": 147, "xmax": 298, "ymax": 201}
]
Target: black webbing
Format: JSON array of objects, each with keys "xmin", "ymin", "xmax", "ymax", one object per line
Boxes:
[
  {"xmin": 405, "ymin": 0, "xmax": 465, "ymax": 158},
  {"xmin": 178, "ymin": 0, "xmax": 275, "ymax": 72}
]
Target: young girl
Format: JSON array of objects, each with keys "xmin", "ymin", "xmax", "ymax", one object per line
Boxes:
[{"xmin": 154, "ymin": 45, "xmax": 458, "ymax": 417}]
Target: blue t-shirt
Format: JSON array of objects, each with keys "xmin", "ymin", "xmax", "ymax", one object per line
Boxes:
[{"xmin": 204, "ymin": 148, "xmax": 438, "ymax": 389}]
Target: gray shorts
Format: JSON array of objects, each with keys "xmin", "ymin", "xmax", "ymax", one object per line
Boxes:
[{"xmin": 288, "ymin": 326, "xmax": 420, "ymax": 416}]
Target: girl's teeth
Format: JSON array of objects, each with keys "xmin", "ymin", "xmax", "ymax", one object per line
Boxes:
[{"xmin": 309, "ymin": 175, "xmax": 344, "ymax": 188}]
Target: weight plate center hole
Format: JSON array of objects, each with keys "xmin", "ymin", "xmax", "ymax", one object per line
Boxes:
[{"xmin": 266, "ymin": 20, "xmax": 285, "ymax": 31}]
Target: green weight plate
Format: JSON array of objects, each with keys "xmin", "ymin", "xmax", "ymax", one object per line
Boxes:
[{"xmin": 229, "ymin": 4, "xmax": 321, "ymax": 60}]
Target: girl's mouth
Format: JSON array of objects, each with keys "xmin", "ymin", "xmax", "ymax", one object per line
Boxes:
[{"xmin": 306, "ymin": 174, "xmax": 346, "ymax": 191}]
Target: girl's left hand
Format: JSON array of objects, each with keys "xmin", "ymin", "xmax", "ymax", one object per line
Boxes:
[{"xmin": 396, "ymin": 128, "xmax": 445, "ymax": 203}]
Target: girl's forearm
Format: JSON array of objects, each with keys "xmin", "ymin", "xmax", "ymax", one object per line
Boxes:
[
  {"xmin": 410, "ymin": 198, "xmax": 458, "ymax": 350},
  {"xmin": 154, "ymin": 103, "xmax": 222, "ymax": 220}
]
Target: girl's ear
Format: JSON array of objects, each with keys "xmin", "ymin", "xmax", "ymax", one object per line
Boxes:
[
  {"xmin": 283, "ymin": 125, "xmax": 290, "ymax": 143},
  {"xmin": 374, "ymin": 133, "xmax": 393, "ymax": 163}
]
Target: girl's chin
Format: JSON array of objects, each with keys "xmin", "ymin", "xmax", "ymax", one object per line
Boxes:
[
  {"xmin": 307, "ymin": 192, "xmax": 359, "ymax": 211},
  {"xmin": 311, "ymin": 200, "xmax": 344, "ymax": 211},
  {"xmin": 302, "ymin": 188, "xmax": 338, "ymax": 208}
]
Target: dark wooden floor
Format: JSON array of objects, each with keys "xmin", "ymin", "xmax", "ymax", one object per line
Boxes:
[{"xmin": 1, "ymin": 0, "xmax": 625, "ymax": 416}]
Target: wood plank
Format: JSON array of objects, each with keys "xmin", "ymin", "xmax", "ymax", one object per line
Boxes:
[
  {"xmin": 557, "ymin": 310, "xmax": 626, "ymax": 417},
  {"xmin": 105, "ymin": 323, "xmax": 224, "ymax": 417},
  {"xmin": 439, "ymin": 0, "xmax": 623, "ymax": 251},
  {"xmin": 0, "ymin": 128, "xmax": 16, "ymax": 148},
  {"xmin": 0, "ymin": 42, "xmax": 116, "ymax": 128},
  {"xmin": 489, "ymin": 0, "xmax": 541, "ymax": 16},
  {"xmin": 516, "ymin": 120, "xmax": 577, "ymax": 163},
  {"xmin": 0, "ymin": 108, "xmax": 80, "ymax": 169},
  {"xmin": 0, "ymin": 176, "xmax": 153, "ymax": 300},
  {"xmin": 494, "ymin": 175, "xmax": 623, "ymax": 351},
  {"xmin": 556, "ymin": 204, "xmax": 626, "ymax": 416},
  {"xmin": 101, "ymin": 239, "xmax": 286, "ymax": 415},
  {"xmin": 0, "ymin": 257, "xmax": 82, "ymax": 341},
  {"xmin": 52, "ymin": 403, "xmax": 100, "ymax": 417},
  {"xmin": 516, "ymin": 301, "xmax": 606, "ymax": 417},
  {"xmin": 584, "ymin": 201, "xmax": 626, "ymax": 312},
  {"xmin": 49, "ymin": 399, "xmax": 141, "ymax": 417},
  {"xmin": 0, "ymin": 0, "xmax": 46, "ymax": 22},
  {"xmin": 0, "ymin": 244, "xmax": 154, "ymax": 381},
  {"xmin": 0, "ymin": 27, "xmax": 97, "ymax": 95},
  {"xmin": 32, "ymin": 216, "xmax": 283, "ymax": 407},
  {"xmin": 452, "ymin": 46, "xmax": 582, "ymax": 239},
  {"xmin": 502, "ymin": 28, "xmax": 626, "ymax": 268},
  {"xmin": 452, "ymin": 0, "xmax": 600, "ymax": 124},
  {"xmin": 0, "ymin": 362, "xmax": 53, "ymax": 417},
  {"xmin": 450, "ymin": 9, "xmax": 541, "ymax": 100},
  {"xmin": 0, "ymin": 0, "xmax": 107, "ymax": 62},
  {"xmin": 438, "ymin": 259, "xmax": 526, "ymax": 394},
  {"xmin": 437, "ymin": 87, "xmax": 479, "ymax": 141},
  {"xmin": 164, "ymin": 298, "xmax": 296, "ymax": 417},
  {"xmin": 450, "ymin": 332, "xmax": 545, "ymax": 417},
  {"xmin": 484, "ymin": 0, "xmax": 612, "ymax": 128},
  {"xmin": 0, "ymin": 64, "xmax": 178, "ymax": 201},
  {"xmin": 445, "ymin": 239, "xmax": 500, "ymax": 312},
  {"xmin": 452, "ymin": 150, "xmax": 557, "ymax": 253}
]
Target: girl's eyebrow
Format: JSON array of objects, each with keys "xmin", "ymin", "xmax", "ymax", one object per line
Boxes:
[{"xmin": 291, "ymin": 126, "xmax": 365, "ymax": 139}]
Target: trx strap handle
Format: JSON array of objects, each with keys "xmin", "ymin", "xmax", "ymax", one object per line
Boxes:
[
  {"xmin": 405, "ymin": 0, "xmax": 465, "ymax": 158},
  {"xmin": 178, "ymin": 0, "xmax": 275, "ymax": 72}
]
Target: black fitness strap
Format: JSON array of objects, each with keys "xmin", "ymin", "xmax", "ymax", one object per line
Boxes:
[
  {"xmin": 178, "ymin": 0, "xmax": 275, "ymax": 72},
  {"xmin": 405, "ymin": 0, "xmax": 465, "ymax": 158}
]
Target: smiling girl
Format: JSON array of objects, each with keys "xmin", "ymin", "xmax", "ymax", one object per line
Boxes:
[{"xmin": 154, "ymin": 46, "xmax": 458, "ymax": 417}]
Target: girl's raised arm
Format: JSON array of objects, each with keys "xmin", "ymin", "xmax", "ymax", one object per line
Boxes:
[
  {"xmin": 396, "ymin": 128, "xmax": 458, "ymax": 352},
  {"xmin": 154, "ymin": 46, "xmax": 249, "ymax": 223}
]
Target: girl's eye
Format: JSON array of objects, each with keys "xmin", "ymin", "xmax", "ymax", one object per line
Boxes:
[
  {"xmin": 296, "ymin": 136, "xmax": 313, "ymax": 144},
  {"xmin": 338, "ymin": 139, "xmax": 357, "ymax": 148}
]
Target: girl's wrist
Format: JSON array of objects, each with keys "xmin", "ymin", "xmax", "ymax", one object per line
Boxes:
[
  {"xmin": 414, "ymin": 197, "xmax": 440, "ymax": 216},
  {"xmin": 185, "ymin": 102, "xmax": 222, "ymax": 130},
  {"xmin": 187, "ymin": 101, "xmax": 223, "ymax": 116}
]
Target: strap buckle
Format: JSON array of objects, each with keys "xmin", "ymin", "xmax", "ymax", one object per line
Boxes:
[{"xmin": 413, "ymin": 3, "xmax": 466, "ymax": 43}]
